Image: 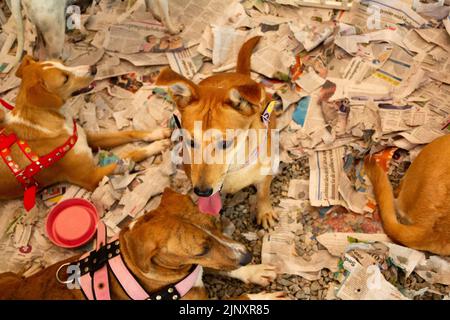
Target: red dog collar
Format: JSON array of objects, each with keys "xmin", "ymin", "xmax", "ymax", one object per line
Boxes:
[
  {"xmin": 0, "ymin": 99, "xmax": 78, "ymax": 211},
  {"xmin": 0, "ymin": 98, "xmax": 14, "ymax": 111}
]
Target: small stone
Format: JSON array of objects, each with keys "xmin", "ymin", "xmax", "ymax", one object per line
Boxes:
[
  {"xmin": 311, "ymin": 281, "xmax": 320, "ymax": 292},
  {"xmin": 257, "ymin": 230, "xmax": 266, "ymax": 238},
  {"xmin": 289, "ymin": 284, "xmax": 300, "ymax": 292},
  {"xmin": 295, "ymin": 291, "xmax": 306, "ymax": 299},
  {"xmin": 277, "ymin": 278, "xmax": 292, "ymax": 286}
]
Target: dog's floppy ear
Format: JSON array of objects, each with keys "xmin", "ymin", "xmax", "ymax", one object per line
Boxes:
[
  {"xmin": 228, "ymin": 83, "xmax": 264, "ymax": 116},
  {"xmin": 27, "ymin": 81, "xmax": 64, "ymax": 109},
  {"xmin": 123, "ymin": 225, "xmax": 158, "ymax": 274},
  {"xmin": 160, "ymin": 188, "xmax": 196, "ymax": 215},
  {"xmin": 156, "ymin": 68, "xmax": 198, "ymax": 110},
  {"xmin": 15, "ymin": 55, "xmax": 36, "ymax": 79}
]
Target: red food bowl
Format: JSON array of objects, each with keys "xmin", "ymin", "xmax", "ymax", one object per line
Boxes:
[{"xmin": 46, "ymin": 199, "xmax": 99, "ymax": 249}]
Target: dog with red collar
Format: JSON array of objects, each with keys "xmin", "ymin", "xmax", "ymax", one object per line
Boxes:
[
  {"xmin": 0, "ymin": 189, "xmax": 285, "ymax": 300},
  {"xmin": 0, "ymin": 55, "xmax": 171, "ymax": 210}
]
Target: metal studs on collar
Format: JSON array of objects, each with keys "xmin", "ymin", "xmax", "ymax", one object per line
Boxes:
[
  {"xmin": 168, "ymin": 288, "xmax": 174, "ymax": 293},
  {"xmin": 156, "ymin": 295, "xmax": 162, "ymax": 300},
  {"xmin": 172, "ymin": 295, "xmax": 179, "ymax": 300}
]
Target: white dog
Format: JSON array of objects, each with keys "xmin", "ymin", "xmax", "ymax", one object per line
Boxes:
[{"xmin": 7, "ymin": 0, "xmax": 181, "ymax": 65}]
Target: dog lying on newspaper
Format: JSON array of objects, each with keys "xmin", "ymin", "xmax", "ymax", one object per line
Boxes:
[
  {"xmin": 156, "ymin": 36, "xmax": 279, "ymax": 229},
  {"xmin": 0, "ymin": 189, "xmax": 284, "ymax": 300},
  {"xmin": 0, "ymin": 55, "xmax": 171, "ymax": 210},
  {"xmin": 365, "ymin": 134, "xmax": 450, "ymax": 255}
]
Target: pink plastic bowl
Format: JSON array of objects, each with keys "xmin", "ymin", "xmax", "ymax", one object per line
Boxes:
[{"xmin": 46, "ymin": 199, "xmax": 99, "ymax": 249}]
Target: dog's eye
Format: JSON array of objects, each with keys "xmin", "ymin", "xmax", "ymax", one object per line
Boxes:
[
  {"xmin": 186, "ymin": 139, "xmax": 197, "ymax": 149},
  {"xmin": 63, "ymin": 74, "xmax": 69, "ymax": 84},
  {"xmin": 218, "ymin": 140, "xmax": 233, "ymax": 150},
  {"xmin": 195, "ymin": 243, "xmax": 211, "ymax": 257}
]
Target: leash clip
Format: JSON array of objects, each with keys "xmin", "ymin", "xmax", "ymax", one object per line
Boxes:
[{"xmin": 55, "ymin": 262, "xmax": 73, "ymax": 285}]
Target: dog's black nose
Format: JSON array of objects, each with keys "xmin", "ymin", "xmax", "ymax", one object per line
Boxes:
[
  {"xmin": 239, "ymin": 251, "xmax": 253, "ymax": 266},
  {"xmin": 89, "ymin": 65, "xmax": 97, "ymax": 76},
  {"xmin": 194, "ymin": 187, "xmax": 213, "ymax": 197}
]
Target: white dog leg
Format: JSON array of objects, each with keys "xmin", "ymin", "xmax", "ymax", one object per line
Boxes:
[
  {"xmin": 145, "ymin": 0, "xmax": 183, "ymax": 34},
  {"xmin": 224, "ymin": 264, "xmax": 278, "ymax": 286}
]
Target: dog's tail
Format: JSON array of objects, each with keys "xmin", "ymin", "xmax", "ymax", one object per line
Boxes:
[
  {"xmin": 236, "ymin": 36, "xmax": 262, "ymax": 75},
  {"xmin": 364, "ymin": 157, "xmax": 426, "ymax": 247},
  {"xmin": 10, "ymin": 0, "xmax": 24, "ymax": 66}
]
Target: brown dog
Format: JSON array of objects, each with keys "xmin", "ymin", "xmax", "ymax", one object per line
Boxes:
[
  {"xmin": 0, "ymin": 189, "xmax": 283, "ymax": 300},
  {"xmin": 156, "ymin": 36, "xmax": 279, "ymax": 229},
  {"xmin": 365, "ymin": 134, "xmax": 450, "ymax": 255},
  {"xmin": 0, "ymin": 56, "xmax": 171, "ymax": 201}
]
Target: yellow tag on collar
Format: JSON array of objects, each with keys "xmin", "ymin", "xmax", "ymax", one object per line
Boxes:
[{"xmin": 261, "ymin": 101, "xmax": 276, "ymax": 126}]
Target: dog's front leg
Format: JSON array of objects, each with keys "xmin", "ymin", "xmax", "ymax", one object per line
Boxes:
[
  {"xmin": 63, "ymin": 154, "xmax": 118, "ymax": 191},
  {"xmin": 117, "ymin": 139, "xmax": 172, "ymax": 163},
  {"xmin": 68, "ymin": 164, "xmax": 118, "ymax": 191},
  {"xmin": 145, "ymin": 0, "xmax": 183, "ymax": 34},
  {"xmin": 86, "ymin": 128, "xmax": 171, "ymax": 150},
  {"xmin": 206, "ymin": 265, "xmax": 287, "ymax": 300},
  {"xmin": 256, "ymin": 175, "xmax": 278, "ymax": 229},
  {"xmin": 218, "ymin": 264, "xmax": 278, "ymax": 287},
  {"xmin": 227, "ymin": 292, "xmax": 288, "ymax": 300}
]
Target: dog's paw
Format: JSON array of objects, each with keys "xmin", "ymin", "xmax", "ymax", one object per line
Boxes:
[
  {"xmin": 168, "ymin": 23, "xmax": 185, "ymax": 35},
  {"xmin": 257, "ymin": 209, "xmax": 279, "ymax": 230},
  {"xmin": 144, "ymin": 139, "xmax": 172, "ymax": 156},
  {"xmin": 153, "ymin": 139, "xmax": 172, "ymax": 151},
  {"xmin": 229, "ymin": 264, "xmax": 278, "ymax": 286},
  {"xmin": 144, "ymin": 128, "xmax": 173, "ymax": 142},
  {"xmin": 247, "ymin": 292, "xmax": 289, "ymax": 300}
]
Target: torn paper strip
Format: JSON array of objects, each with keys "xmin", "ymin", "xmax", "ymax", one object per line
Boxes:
[{"xmin": 309, "ymin": 147, "xmax": 347, "ymax": 207}]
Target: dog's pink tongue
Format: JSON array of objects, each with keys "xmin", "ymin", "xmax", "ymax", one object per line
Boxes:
[{"xmin": 198, "ymin": 193, "xmax": 222, "ymax": 216}]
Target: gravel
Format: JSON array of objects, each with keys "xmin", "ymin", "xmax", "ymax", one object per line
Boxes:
[{"xmin": 202, "ymin": 156, "xmax": 450, "ymax": 300}]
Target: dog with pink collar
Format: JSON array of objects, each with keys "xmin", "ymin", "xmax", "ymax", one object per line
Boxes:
[{"xmin": 0, "ymin": 189, "xmax": 286, "ymax": 300}]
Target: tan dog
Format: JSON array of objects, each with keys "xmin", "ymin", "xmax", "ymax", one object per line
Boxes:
[
  {"xmin": 0, "ymin": 55, "xmax": 171, "ymax": 201},
  {"xmin": 365, "ymin": 134, "xmax": 450, "ymax": 255},
  {"xmin": 0, "ymin": 189, "xmax": 283, "ymax": 300},
  {"xmin": 156, "ymin": 36, "xmax": 278, "ymax": 229}
]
